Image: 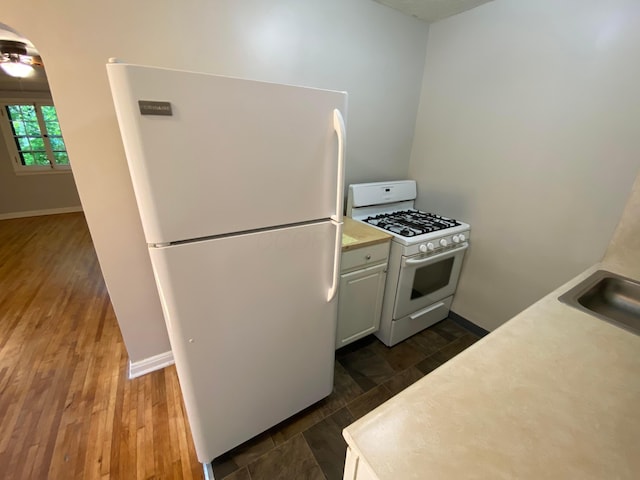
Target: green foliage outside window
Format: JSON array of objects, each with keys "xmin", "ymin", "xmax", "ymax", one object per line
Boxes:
[{"xmin": 4, "ymin": 103, "xmax": 70, "ymax": 168}]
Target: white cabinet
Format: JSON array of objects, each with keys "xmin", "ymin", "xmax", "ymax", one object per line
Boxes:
[
  {"xmin": 343, "ymin": 447, "xmax": 378, "ymax": 480},
  {"xmin": 336, "ymin": 241, "xmax": 389, "ymax": 348}
]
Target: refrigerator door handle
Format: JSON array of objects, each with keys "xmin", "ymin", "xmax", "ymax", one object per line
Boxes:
[
  {"xmin": 327, "ymin": 109, "xmax": 346, "ymax": 302},
  {"xmin": 327, "ymin": 218, "xmax": 342, "ymax": 302},
  {"xmin": 331, "ymin": 109, "xmax": 346, "ymax": 223}
]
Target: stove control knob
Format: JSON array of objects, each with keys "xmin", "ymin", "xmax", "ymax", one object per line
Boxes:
[
  {"xmin": 419, "ymin": 244, "xmax": 427, "ymax": 253},
  {"xmin": 439, "ymin": 238, "xmax": 448, "ymax": 247},
  {"xmin": 459, "ymin": 233, "xmax": 466, "ymax": 242},
  {"xmin": 452, "ymin": 235, "xmax": 460, "ymax": 243},
  {"xmin": 426, "ymin": 242, "xmax": 435, "ymax": 251}
]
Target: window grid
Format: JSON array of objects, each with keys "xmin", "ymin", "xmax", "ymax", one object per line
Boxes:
[{"xmin": 1, "ymin": 102, "xmax": 70, "ymax": 172}]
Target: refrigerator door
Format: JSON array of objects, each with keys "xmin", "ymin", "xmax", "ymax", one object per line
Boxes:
[
  {"xmin": 107, "ymin": 63, "xmax": 347, "ymax": 244},
  {"xmin": 148, "ymin": 221, "xmax": 339, "ymax": 462}
]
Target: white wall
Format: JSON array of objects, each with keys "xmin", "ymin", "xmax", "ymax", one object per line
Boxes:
[
  {"xmin": 604, "ymin": 171, "xmax": 640, "ymax": 275},
  {"xmin": 0, "ymin": 132, "xmax": 81, "ymax": 216},
  {"xmin": 0, "ymin": 88, "xmax": 81, "ymax": 217},
  {"xmin": 4, "ymin": 0, "xmax": 429, "ymax": 362},
  {"xmin": 409, "ymin": 0, "xmax": 640, "ymax": 330}
]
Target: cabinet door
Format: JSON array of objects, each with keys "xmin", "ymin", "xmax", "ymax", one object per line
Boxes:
[
  {"xmin": 343, "ymin": 447, "xmax": 379, "ymax": 480},
  {"xmin": 336, "ymin": 262, "xmax": 387, "ymax": 348}
]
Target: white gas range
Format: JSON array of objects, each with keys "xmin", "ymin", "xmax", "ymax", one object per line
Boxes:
[{"xmin": 347, "ymin": 180, "xmax": 470, "ymax": 346}]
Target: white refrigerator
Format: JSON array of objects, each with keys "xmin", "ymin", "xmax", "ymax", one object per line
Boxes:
[{"xmin": 106, "ymin": 62, "xmax": 347, "ymax": 466}]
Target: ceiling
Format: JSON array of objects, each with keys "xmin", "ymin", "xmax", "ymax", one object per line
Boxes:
[
  {"xmin": 0, "ymin": 22, "xmax": 50, "ymax": 93},
  {"xmin": 374, "ymin": 0, "xmax": 493, "ymax": 22},
  {"xmin": 0, "ymin": 67, "xmax": 49, "ymax": 93}
]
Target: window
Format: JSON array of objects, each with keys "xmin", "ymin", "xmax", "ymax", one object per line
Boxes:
[{"xmin": 0, "ymin": 102, "xmax": 70, "ymax": 173}]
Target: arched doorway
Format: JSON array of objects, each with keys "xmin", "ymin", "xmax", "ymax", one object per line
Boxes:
[{"xmin": 0, "ymin": 22, "xmax": 81, "ymax": 219}]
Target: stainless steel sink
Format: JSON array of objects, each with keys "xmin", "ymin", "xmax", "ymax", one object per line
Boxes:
[{"xmin": 558, "ymin": 270, "xmax": 640, "ymax": 335}]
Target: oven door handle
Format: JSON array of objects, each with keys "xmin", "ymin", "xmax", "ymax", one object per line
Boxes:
[{"xmin": 403, "ymin": 243, "xmax": 468, "ymax": 266}]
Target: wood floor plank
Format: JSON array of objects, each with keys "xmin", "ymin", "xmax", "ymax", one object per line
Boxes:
[{"xmin": 0, "ymin": 213, "xmax": 202, "ymax": 479}]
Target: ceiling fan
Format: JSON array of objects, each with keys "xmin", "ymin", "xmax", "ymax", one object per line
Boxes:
[{"xmin": 0, "ymin": 39, "xmax": 43, "ymax": 78}]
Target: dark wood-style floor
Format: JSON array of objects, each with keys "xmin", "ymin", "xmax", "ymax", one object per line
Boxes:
[
  {"xmin": 211, "ymin": 320, "xmax": 480, "ymax": 480},
  {"xmin": 0, "ymin": 213, "xmax": 480, "ymax": 480}
]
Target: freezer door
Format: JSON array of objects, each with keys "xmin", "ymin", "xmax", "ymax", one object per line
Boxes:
[
  {"xmin": 107, "ymin": 63, "xmax": 347, "ymax": 244},
  {"xmin": 148, "ymin": 221, "xmax": 338, "ymax": 463}
]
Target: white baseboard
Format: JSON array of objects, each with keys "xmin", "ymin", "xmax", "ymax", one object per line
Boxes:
[
  {"xmin": 0, "ymin": 206, "xmax": 83, "ymax": 220},
  {"xmin": 128, "ymin": 350, "xmax": 175, "ymax": 379}
]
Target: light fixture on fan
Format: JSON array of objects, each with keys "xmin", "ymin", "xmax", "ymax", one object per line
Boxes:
[{"xmin": 0, "ymin": 40, "xmax": 36, "ymax": 78}]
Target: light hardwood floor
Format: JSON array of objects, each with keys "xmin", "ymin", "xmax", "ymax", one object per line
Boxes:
[{"xmin": 0, "ymin": 213, "xmax": 202, "ymax": 479}]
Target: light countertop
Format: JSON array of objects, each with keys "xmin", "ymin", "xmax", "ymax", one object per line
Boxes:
[
  {"xmin": 343, "ymin": 260, "xmax": 640, "ymax": 479},
  {"xmin": 342, "ymin": 217, "xmax": 392, "ymax": 252}
]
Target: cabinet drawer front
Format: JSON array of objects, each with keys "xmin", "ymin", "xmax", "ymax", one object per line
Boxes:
[
  {"xmin": 341, "ymin": 242, "xmax": 389, "ymax": 271},
  {"xmin": 389, "ymin": 296, "xmax": 453, "ymax": 346}
]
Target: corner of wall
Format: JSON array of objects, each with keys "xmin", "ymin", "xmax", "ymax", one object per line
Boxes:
[
  {"xmin": 128, "ymin": 350, "xmax": 174, "ymax": 379},
  {"xmin": 602, "ymin": 170, "xmax": 640, "ymax": 274}
]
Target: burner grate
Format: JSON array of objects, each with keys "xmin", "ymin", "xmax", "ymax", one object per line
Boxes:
[{"xmin": 363, "ymin": 210, "xmax": 460, "ymax": 238}]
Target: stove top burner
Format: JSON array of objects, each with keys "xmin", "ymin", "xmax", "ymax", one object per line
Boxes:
[{"xmin": 363, "ymin": 210, "xmax": 460, "ymax": 237}]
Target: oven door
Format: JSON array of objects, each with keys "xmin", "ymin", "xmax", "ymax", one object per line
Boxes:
[{"xmin": 393, "ymin": 244, "xmax": 468, "ymax": 320}]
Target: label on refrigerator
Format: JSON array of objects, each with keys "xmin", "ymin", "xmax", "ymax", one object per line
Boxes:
[{"xmin": 138, "ymin": 100, "xmax": 173, "ymax": 116}]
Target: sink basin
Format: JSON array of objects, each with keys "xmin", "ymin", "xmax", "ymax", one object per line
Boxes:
[{"xmin": 558, "ymin": 270, "xmax": 640, "ymax": 335}]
